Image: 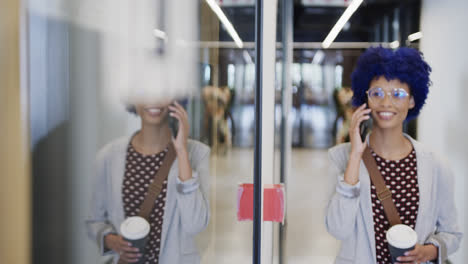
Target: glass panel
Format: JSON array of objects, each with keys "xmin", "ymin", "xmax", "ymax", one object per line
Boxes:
[
  {"xmin": 198, "ymin": 48, "xmax": 257, "ymax": 264},
  {"xmin": 27, "ymin": 1, "xmax": 257, "ymax": 263},
  {"xmin": 273, "ymin": 1, "xmax": 449, "ymax": 264},
  {"xmin": 23, "ymin": 0, "xmax": 468, "ymax": 264}
]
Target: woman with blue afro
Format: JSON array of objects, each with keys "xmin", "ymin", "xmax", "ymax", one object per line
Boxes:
[{"xmin": 326, "ymin": 47, "xmax": 462, "ymax": 264}]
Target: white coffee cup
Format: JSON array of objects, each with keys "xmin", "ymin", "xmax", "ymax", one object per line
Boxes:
[
  {"xmin": 386, "ymin": 224, "xmax": 418, "ymax": 263},
  {"xmin": 120, "ymin": 216, "xmax": 150, "ymax": 263}
]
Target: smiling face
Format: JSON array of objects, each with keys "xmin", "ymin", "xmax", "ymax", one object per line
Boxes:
[
  {"xmin": 134, "ymin": 99, "xmax": 172, "ymax": 126},
  {"xmin": 367, "ymin": 76, "xmax": 415, "ymax": 130}
]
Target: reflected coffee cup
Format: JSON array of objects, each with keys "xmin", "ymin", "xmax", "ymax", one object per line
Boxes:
[
  {"xmin": 386, "ymin": 224, "xmax": 418, "ymax": 263},
  {"xmin": 120, "ymin": 216, "xmax": 150, "ymax": 264}
]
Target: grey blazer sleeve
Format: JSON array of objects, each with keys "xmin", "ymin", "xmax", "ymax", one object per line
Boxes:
[
  {"xmin": 175, "ymin": 143, "xmax": 211, "ymax": 235},
  {"xmin": 85, "ymin": 148, "xmax": 117, "ymax": 256},
  {"xmin": 325, "ymin": 147, "xmax": 362, "ymax": 240},
  {"xmin": 425, "ymin": 159, "xmax": 462, "ymax": 263}
]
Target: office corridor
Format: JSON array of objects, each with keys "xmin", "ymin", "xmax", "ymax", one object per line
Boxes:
[{"xmin": 198, "ymin": 148, "xmax": 340, "ymax": 264}]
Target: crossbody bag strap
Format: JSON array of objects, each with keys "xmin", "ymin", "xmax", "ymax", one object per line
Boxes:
[
  {"xmin": 138, "ymin": 142, "xmax": 177, "ymax": 220},
  {"xmin": 362, "ymin": 147, "xmax": 402, "ymax": 226},
  {"xmin": 118, "ymin": 143, "xmax": 177, "ymax": 264}
]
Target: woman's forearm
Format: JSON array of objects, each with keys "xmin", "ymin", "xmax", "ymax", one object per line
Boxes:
[
  {"xmin": 344, "ymin": 152, "xmax": 362, "ymax": 185},
  {"xmin": 176, "ymin": 149, "xmax": 193, "ymax": 182}
]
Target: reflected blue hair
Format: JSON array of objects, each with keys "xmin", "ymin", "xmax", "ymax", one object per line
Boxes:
[{"xmin": 351, "ymin": 46, "xmax": 432, "ymax": 121}]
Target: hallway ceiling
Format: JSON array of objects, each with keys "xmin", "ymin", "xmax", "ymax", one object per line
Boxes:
[{"xmin": 217, "ymin": 0, "xmax": 421, "ymax": 43}]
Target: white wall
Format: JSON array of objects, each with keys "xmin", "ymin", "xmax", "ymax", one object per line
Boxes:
[{"xmin": 419, "ymin": 0, "xmax": 468, "ymax": 262}]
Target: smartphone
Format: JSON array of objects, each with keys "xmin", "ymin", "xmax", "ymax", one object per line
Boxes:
[
  {"xmin": 359, "ymin": 114, "xmax": 373, "ymax": 142},
  {"xmin": 168, "ymin": 99, "xmax": 188, "ymax": 137},
  {"xmin": 169, "ymin": 114, "xmax": 179, "ymax": 138}
]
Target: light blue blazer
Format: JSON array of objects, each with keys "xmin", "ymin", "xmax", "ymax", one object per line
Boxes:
[
  {"xmin": 86, "ymin": 135, "xmax": 210, "ymax": 264},
  {"xmin": 326, "ymin": 135, "xmax": 462, "ymax": 264}
]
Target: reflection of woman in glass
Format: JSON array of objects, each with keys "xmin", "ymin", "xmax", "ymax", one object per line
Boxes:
[
  {"xmin": 86, "ymin": 100, "xmax": 210, "ymax": 264},
  {"xmin": 326, "ymin": 47, "xmax": 462, "ymax": 263}
]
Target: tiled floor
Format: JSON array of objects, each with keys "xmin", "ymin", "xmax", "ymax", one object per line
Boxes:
[{"xmin": 197, "ymin": 148, "xmax": 340, "ymax": 264}]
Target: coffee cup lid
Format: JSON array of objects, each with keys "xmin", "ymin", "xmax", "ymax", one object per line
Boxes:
[
  {"xmin": 386, "ymin": 224, "xmax": 418, "ymax": 249},
  {"xmin": 120, "ymin": 216, "xmax": 150, "ymax": 240}
]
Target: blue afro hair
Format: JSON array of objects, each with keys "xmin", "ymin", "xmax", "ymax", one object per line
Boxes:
[{"xmin": 351, "ymin": 46, "xmax": 432, "ymax": 121}]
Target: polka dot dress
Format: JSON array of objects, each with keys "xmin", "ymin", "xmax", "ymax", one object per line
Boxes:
[
  {"xmin": 122, "ymin": 144, "xmax": 169, "ymax": 264},
  {"xmin": 370, "ymin": 149, "xmax": 419, "ymax": 264}
]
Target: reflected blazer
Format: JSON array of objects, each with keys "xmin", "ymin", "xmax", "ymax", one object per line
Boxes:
[
  {"xmin": 325, "ymin": 134, "xmax": 462, "ymax": 264},
  {"xmin": 86, "ymin": 135, "xmax": 210, "ymax": 264}
]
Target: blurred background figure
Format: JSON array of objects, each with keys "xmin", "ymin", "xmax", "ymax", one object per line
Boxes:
[
  {"xmin": 333, "ymin": 86, "xmax": 354, "ymax": 144},
  {"xmin": 202, "ymin": 85, "xmax": 233, "ymax": 155}
]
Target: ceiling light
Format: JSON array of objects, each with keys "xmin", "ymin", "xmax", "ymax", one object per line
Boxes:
[
  {"xmin": 322, "ymin": 0, "xmax": 363, "ymax": 49},
  {"xmin": 243, "ymin": 50, "xmax": 253, "ymax": 64},
  {"xmin": 205, "ymin": 0, "xmax": 244, "ymax": 48},
  {"xmin": 312, "ymin": 50, "xmax": 325, "ymax": 64}
]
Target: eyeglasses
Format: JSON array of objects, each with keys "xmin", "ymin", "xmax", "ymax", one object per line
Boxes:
[{"xmin": 366, "ymin": 87, "xmax": 410, "ymax": 106}]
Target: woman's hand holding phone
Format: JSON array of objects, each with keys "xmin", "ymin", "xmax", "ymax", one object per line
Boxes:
[
  {"xmin": 168, "ymin": 101, "xmax": 194, "ymax": 182},
  {"xmin": 168, "ymin": 101, "xmax": 189, "ymax": 154},
  {"xmin": 350, "ymin": 103, "xmax": 371, "ymax": 155},
  {"xmin": 343, "ymin": 103, "xmax": 371, "ymax": 186}
]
